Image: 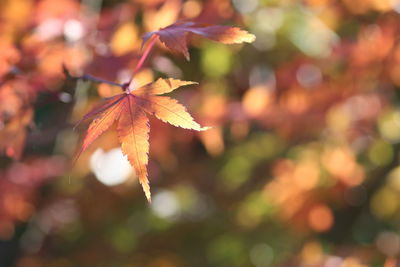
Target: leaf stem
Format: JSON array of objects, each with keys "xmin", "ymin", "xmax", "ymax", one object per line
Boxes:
[{"xmin": 126, "ymin": 35, "xmax": 158, "ymax": 88}]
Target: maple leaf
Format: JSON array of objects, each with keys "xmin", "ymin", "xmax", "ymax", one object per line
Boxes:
[
  {"xmin": 77, "ymin": 78, "xmax": 209, "ymax": 201},
  {"xmin": 142, "ymin": 21, "xmax": 256, "ymax": 60}
]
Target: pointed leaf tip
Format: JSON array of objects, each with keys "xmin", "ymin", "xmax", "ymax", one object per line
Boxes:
[
  {"xmin": 244, "ymin": 33, "xmax": 256, "ymax": 43},
  {"xmin": 200, "ymin": 126, "xmax": 212, "ymax": 131},
  {"xmin": 141, "ymin": 178, "xmax": 151, "ymax": 202},
  {"xmin": 185, "ymin": 53, "xmax": 190, "ymax": 61}
]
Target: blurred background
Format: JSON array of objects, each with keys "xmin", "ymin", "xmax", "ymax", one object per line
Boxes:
[{"xmin": 1, "ymin": 0, "xmax": 400, "ymax": 266}]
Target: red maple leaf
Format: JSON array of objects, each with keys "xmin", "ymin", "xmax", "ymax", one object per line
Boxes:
[
  {"xmin": 76, "ymin": 78, "xmax": 209, "ymax": 201},
  {"xmin": 142, "ymin": 21, "xmax": 256, "ymax": 60}
]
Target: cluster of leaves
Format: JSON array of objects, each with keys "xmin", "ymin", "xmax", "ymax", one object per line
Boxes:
[{"xmin": 75, "ymin": 21, "xmax": 255, "ymax": 201}]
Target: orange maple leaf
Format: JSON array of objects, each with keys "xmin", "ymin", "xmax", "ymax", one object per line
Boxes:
[
  {"xmin": 77, "ymin": 78, "xmax": 209, "ymax": 201},
  {"xmin": 142, "ymin": 21, "xmax": 256, "ymax": 60}
]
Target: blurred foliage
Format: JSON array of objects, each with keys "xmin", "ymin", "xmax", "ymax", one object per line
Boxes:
[{"xmin": 2, "ymin": 0, "xmax": 400, "ymax": 266}]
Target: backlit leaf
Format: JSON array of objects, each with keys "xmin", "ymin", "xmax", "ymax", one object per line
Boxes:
[
  {"xmin": 142, "ymin": 21, "xmax": 256, "ymax": 60},
  {"xmin": 77, "ymin": 79, "xmax": 207, "ymax": 201}
]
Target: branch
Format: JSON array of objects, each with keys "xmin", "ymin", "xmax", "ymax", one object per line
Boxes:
[{"xmin": 63, "ymin": 65, "xmax": 124, "ymax": 88}]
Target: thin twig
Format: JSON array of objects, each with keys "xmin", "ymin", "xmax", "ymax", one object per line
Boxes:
[
  {"xmin": 63, "ymin": 65, "xmax": 124, "ymax": 87},
  {"xmin": 80, "ymin": 74, "xmax": 124, "ymax": 87}
]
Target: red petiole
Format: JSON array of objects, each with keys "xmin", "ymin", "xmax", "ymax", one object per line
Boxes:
[{"xmin": 124, "ymin": 35, "xmax": 158, "ymax": 91}]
